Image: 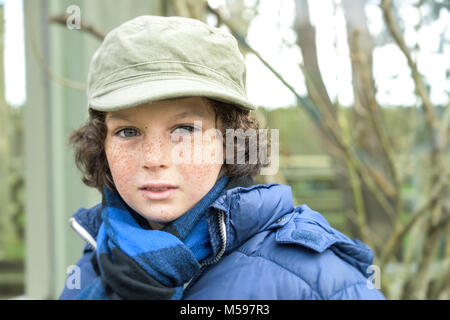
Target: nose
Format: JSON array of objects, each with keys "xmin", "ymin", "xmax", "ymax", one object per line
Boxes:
[{"xmin": 140, "ymin": 135, "xmax": 170, "ymax": 169}]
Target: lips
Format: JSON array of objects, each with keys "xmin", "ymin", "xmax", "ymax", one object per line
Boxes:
[
  {"xmin": 140, "ymin": 183, "xmax": 178, "ymax": 191},
  {"xmin": 139, "ymin": 183, "xmax": 178, "ymax": 200}
]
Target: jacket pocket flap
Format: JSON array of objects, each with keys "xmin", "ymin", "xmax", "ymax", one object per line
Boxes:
[{"xmin": 275, "ymin": 221, "xmax": 336, "ymax": 253}]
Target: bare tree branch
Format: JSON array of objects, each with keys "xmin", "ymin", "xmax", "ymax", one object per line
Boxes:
[
  {"xmin": 49, "ymin": 13, "xmax": 106, "ymax": 41},
  {"xmin": 349, "ymin": 28, "xmax": 404, "ymax": 225},
  {"xmin": 300, "ymin": 63, "xmax": 397, "ymax": 221},
  {"xmin": 381, "ymin": 0, "xmax": 440, "ymax": 150},
  {"xmin": 211, "ymin": 0, "xmax": 399, "ymax": 224},
  {"xmin": 381, "ymin": 169, "xmax": 450, "ymax": 266},
  {"xmin": 25, "ymin": 9, "xmax": 87, "ymax": 91},
  {"xmin": 25, "ymin": 11, "xmax": 109, "ymax": 91}
]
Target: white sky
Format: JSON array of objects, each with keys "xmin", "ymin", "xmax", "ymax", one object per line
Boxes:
[
  {"xmin": 3, "ymin": 0, "xmax": 25, "ymax": 107},
  {"xmin": 3, "ymin": 0, "xmax": 450, "ymax": 109}
]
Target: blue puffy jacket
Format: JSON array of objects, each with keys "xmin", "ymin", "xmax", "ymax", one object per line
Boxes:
[{"xmin": 60, "ymin": 183, "xmax": 385, "ymax": 300}]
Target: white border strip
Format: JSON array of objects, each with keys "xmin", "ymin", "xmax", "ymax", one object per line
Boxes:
[{"xmin": 69, "ymin": 217, "xmax": 97, "ymax": 250}]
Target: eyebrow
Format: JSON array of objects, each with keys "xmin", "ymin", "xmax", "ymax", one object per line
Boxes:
[{"xmin": 106, "ymin": 113, "xmax": 132, "ymax": 122}]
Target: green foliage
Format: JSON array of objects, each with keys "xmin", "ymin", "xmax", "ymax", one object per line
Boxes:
[
  {"xmin": 257, "ymin": 105, "xmax": 326, "ymax": 156},
  {"xmin": 0, "ymin": 106, "xmax": 25, "ymax": 260}
]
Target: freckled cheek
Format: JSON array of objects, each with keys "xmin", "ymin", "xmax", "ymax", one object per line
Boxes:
[
  {"xmin": 178, "ymin": 140, "xmax": 223, "ymax": 191},
  {"xmin": 202, "ymin": 138, "xmax": 224, "ymax": 165},
  {"xmin": 193, "ymin": 136, "xmax": 224, "ymax": 162},
  {"xmin": 181, "ymin": 163, "xmax": 217, "ymax": 187},
  {"xmin": 105, "ymin": 142, "xmax": 140, "ymax": 187}
]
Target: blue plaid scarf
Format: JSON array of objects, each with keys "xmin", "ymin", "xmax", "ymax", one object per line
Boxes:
[{"xmin": 75, "ymin": 175, "xmax": 229, "ymax": 300}]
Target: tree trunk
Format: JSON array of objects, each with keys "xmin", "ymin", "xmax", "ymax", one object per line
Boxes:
[
  {"xmin": 294, "ymin": 0, "xmax": 373, "ymax": 244},
  {"xmin": 341, "ymin": 0, "xmax": 395, "ymax": 244}
]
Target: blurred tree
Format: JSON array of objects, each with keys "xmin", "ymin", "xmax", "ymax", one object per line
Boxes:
[
  {"xmin": 169, "ymin": 0, "xmax": 207, "ymax": 21},
  {"xmin": 342, "ymin": 0, "xmax": 397, "ymax": 243},
  {"xmin": 381, "ymin": 0, "xmax": 450, "ymax": 300},
  {"xmin": 294, "ymin": 0, "xmax": 385, "ymax": 247},
  {"xmin": 290, "ymin": 0, "xmax": 450, "ymax": 299}
]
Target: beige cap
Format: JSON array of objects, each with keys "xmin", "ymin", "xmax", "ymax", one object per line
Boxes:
[{"xmin": 87, "ymin": 15, "xmax": 255, "ymax": 112}]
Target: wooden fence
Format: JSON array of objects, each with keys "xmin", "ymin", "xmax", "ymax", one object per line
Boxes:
[
  {"xmin": 0, "ymin": 260, "xmax": 24, "ymax": 299},
  {"xmin": 278, "ymin": 155, "xmax": 347, "ymax": 230}
]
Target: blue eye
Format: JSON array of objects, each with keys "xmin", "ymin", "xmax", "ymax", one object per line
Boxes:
[
  {"xmin": 117, "ymin": 128, "xmax": 140, "ymax": 138},
  {"xmin": 173, "ymin": 125, "xmax": 197, "ymax": 134},
  {"xmin": 171, "ymin": 125, "xmax": 200, "ymax": 142}
]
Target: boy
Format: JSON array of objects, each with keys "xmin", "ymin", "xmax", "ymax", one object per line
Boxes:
[{"xmin": 60, "ymin": 15, "xmax": 385, "ymax": 300}]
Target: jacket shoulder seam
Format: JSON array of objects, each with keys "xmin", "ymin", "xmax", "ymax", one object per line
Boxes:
[
  {"xmin": 234, "ymin": 250, "xmax": 323, "ymax": 299},
  {"xmin": 327, "ymin": 281, "xmax": 368, "ymax": 299}
]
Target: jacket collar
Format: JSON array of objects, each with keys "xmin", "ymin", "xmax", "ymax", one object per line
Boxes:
[{"xmin": 208, "ymin": 183, "xmax": 295, "ymax": 254}]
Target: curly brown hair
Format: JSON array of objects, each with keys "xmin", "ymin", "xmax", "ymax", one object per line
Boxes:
[{"xmin": 69, "ymin": 98, "xmax": 270, "ymax": 192}]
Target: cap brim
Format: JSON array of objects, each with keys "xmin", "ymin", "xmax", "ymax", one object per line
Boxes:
[{"xmin": 89, "ymin": 78, "xmax": 255, "ymax": 112}]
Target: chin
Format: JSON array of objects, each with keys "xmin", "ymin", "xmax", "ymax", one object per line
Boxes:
[{"xmin": 141, "ymin": 211, "xmax": 182, "ymax": 224}]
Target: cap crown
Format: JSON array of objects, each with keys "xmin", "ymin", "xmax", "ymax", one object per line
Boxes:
[{"xmin": 87, "ymin": 15, "xmax": 253, "ymax": 111}]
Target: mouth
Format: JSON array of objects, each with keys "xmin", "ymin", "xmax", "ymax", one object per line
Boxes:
[{"xmin": 139, "ymin": 184, "xmax": 178, "ymax": 200}]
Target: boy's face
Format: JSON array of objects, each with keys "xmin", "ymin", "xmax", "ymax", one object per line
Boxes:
[{"xmin": 104, "ymin": 97, "xmax": 224, "ymax": 229}]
